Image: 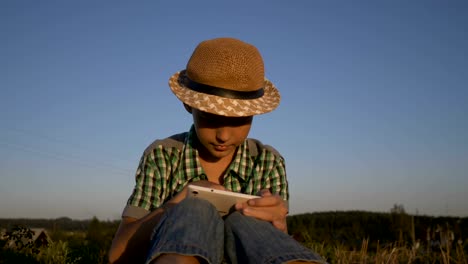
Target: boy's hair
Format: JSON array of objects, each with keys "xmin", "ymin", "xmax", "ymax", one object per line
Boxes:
[{"xmin": 168, "ymin": 37, "xmax": 281, "ymax": 117}]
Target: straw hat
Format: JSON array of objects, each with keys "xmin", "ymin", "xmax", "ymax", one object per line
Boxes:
[{"xmin": 169, "ymin": 38, "xmax": 280, "ymax": 117}]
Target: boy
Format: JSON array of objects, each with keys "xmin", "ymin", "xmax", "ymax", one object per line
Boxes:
[{"xmin": 109, "ymin": 38, "xmax": 325, "ymax": 264}]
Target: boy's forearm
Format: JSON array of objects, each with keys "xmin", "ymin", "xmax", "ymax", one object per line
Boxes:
[{"xmin": 109, "ymin": 207, "xmax": 166, "ymax": 264}]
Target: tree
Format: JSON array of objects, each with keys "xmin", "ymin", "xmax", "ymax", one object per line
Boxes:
[
  {"xmin": 0, "ymin": 226, "xmax": 39, "ymax": 264},
  {"xmin": 390, "ymin": 203, "xmax": 413, "ymax": 245}
]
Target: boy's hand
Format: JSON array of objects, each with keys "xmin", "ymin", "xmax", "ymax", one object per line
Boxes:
[{"xmin": 235, "ymin": 189, "xmax": 289, "ymax": 233}]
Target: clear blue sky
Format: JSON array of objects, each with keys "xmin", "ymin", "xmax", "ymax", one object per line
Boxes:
[{"xmin": 1, "ymin": 1, "xmax": 467, "ymax": 220}]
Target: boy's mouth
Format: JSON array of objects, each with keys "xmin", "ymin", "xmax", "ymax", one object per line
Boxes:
[{"xmin": 213, "ymin": 145, "xmax": 228, "ymax": 151}]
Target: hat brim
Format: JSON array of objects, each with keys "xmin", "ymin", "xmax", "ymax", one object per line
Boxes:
[{"xmin": 169, "ymin": 71, "xmax": 280, "ymax": 117}]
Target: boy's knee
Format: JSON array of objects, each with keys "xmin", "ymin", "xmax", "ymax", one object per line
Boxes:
[
  {"xmin": 172, "ymin": 198, "xmax": 219, "ymax": 219},
  {"xmin": 224, "ymin": 211, "xmax": 276, "ymax": 234},
  {"xmin": 178, "ymin": 197, "xmax": 214, "ymax": 209},
  {"xmin": 224, "ymin": 211, "xmax": 255, "ymax": 230}
]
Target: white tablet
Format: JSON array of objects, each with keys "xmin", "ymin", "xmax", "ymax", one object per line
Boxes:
[{"xmin": 187, "ymin": 185, "xmax": 259, "ymax": 216}]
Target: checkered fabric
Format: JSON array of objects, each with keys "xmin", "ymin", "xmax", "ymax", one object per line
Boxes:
[{"xmin": 126, "ymin": 126, "xmax": 288, "ymax": 213}]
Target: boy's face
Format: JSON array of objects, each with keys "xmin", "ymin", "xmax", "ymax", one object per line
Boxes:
[{"xmin": 191, "ymin": 108, "xmax": 253, "ymax": 161}]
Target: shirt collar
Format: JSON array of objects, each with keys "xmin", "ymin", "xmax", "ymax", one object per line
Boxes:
[
  {"xmin": 183, "ymin": 125, "xmax": 205, "ymax": 181},
  {"xmin": 226, "ymin": 139, "xmax": 253, "ymax": 181}
]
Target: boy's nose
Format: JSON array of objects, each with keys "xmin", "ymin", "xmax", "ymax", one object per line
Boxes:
[{"xmin": 215, "ymin": 127, "xmax": 230, "ymax": 143}]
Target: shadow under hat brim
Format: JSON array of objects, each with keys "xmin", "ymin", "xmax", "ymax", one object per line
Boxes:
[{"xmin": 168, "ymin": 71, "xmax": 281, "ymax": 117}]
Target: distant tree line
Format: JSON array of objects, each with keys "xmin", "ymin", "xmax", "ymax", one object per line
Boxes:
[
  {"xmin": 287, "ymin": 205, "xmax": 468, "ymax": 253},
  {"xmin": 0, "ymin": 217, "xmax": 119, "ymax": 232}
]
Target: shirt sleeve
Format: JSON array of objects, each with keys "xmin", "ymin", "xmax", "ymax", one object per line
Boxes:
[
  {"xmin": 266, "ymin": 155, "xmax": 289, "ymax": 202},
  {"xmin": 253, "ymin": 145, "xmax": 289, "ymax": 203},
  {"xmin": 123, "ymin": 149, "xmax": 165, "ymax": 218}
]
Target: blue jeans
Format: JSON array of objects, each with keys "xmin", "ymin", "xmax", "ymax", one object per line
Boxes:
[{"xmin": 146, "ymin": 198, "xmax": 325, "ymax": 264}]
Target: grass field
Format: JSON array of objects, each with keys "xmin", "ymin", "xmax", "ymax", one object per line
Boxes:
[{"xmin": 302, "ymin": 234, "xmax": 467, "ymax": 263}]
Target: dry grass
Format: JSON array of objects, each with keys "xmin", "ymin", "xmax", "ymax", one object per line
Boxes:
[{"xmin": 302, "ymin": 232, "xmax": 467, "ymax": 263}]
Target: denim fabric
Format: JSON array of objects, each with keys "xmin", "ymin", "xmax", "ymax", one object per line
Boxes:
[
  {"xmin": 146, "ymin": 198, "xmax": 325, "ymax": 264},
  {"xmin": 145, "ymin": 198, "xmax": 224, "ymax": 263},
  {"xmin": 224, "ymin": 211, "xmax": 325, "ymax": 264}
]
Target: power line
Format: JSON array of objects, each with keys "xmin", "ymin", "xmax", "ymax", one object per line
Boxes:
[
  {"xmin": 0, "ymin": 141, "xmax": 134, "ymax": 177},
  {"xmin": 2, "ymin": 127, "xmax": 138, "ymax": 166}
]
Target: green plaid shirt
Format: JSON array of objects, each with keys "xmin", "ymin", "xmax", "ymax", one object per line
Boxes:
[{"xmin": 123, "ymin": 126, "xmax": 288, "ymax": 219}]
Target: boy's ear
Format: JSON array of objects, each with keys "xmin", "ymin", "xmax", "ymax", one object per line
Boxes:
[{"xmin": 183, "ymin": 103, "xmax": 192, "ymax": 114}]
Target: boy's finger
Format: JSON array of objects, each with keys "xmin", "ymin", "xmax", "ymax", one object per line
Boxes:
[
  {"xmin": 248, "ymin": 195, "xmax": 282, "ymax": 207},
  {"xmin": 248, "ymin": 196, "xmax": 272, "ymax": 206},
  {"xmin": 241, "ymin": 206, "xmax": 274, "ymax": 222},
  {"xmin": 259, "ymin": 189, "xmax": 272, "ymax": 196}
]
